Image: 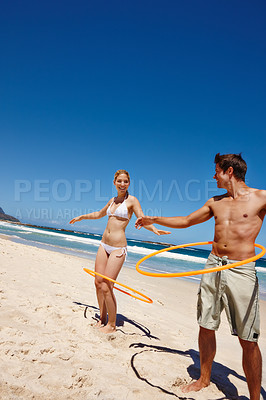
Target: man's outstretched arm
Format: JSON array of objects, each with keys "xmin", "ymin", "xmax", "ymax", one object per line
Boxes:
[{"xmin": 135, "ymin": 200, "xmax": 213, "ymax": 230}]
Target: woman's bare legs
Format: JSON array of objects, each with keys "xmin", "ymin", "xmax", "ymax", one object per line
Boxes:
[
  {"xmin": 94, "ymin": 245, "xmax": 125, "ymax": 332},
  {"xmin": 99, "ymin": 250, "xmax": 126, "ymax": 333},
  {"xmin": 94, "ymin": 245, "xmax": 109, "ymax": 326}
]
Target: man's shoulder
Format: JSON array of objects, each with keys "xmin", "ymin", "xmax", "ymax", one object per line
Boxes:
[
  {"xmin": 245, "ymin": 187, "xmax": 266, "ymax": 196},
  {"xmin": 203, "ymin": 194, "xmax": 228, "ymax": 210},
  {"xmin": 252, "ymin": 188, "xmax": 266, "ymax": 194},
  {"xmin": 252, "ymin": 188, "xmax": 266, "ymax": 200},
  {"xmin": 209, "ymin": 193, "xmax": 229, "ymax": 202}
]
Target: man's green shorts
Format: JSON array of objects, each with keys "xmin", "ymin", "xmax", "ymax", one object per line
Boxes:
[{"xmin": 197, "ymin": 253, "xmax": 260, "ymax": 342}]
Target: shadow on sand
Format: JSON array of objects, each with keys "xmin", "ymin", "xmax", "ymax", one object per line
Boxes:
[
  {"xmin": 73, "ymin": 302, "xmax": 265, "ymax": 399},
  {"xmin": 73, "ymin": 301, "xmax": 159, "ymax": 339},
  {"xmin": 129, "ymin": 342, "xmax": 266, "ymax": 400}
]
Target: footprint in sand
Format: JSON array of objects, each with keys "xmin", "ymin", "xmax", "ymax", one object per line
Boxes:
[
  {"xmin": 68, "ymin": 373, "xmax": 93, "ymax": 389},
  {"xmin": 58, "ymin": 351, "xmax": 75, "ymax": 361},
  {"xmin": 40, "ymin": 347, "xmax": 55, "ymax": 355},
  {"xmin": 172, "ymin": 377, "xmax": 189, "ymax": 387},
  {"xmin": 17, "ymin": 316, "xmax": 29, "ymax": 325}
]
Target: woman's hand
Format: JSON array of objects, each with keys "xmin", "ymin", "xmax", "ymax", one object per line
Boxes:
[
  {"xmin": 69, "ymin": 215, "xmax": 83, "ymax": 224},
  {"xmin": 153, "ymin": 228, "xmax": 171, "ymax": 236}
]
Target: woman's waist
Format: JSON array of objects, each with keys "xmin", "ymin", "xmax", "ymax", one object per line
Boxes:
[{"xmin": 102, "ymin": 230, "xmax": 127, "ymax": 247}]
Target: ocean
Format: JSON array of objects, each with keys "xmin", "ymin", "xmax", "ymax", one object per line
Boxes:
[{"xmin": 1, "ymin": 220, "xmax": 266, "ymax": 300}]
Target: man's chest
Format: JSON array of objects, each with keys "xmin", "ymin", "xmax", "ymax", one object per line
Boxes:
[{"xmin": 211, "ymin": 198, "xmax": 257, "ymax": 223}]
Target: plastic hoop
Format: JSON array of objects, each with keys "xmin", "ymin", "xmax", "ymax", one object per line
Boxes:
[
  {"xmin": 136, "ymin": 241, "xmax": 266, "ymax": 278},
  {"xmin": 83, "ymin": 268, "xmax": 153, "ymax": 303}
]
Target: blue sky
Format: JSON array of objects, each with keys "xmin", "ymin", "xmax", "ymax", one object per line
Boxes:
[{"xmin": 1, "ymin": 0, "xmax": 266, "ymax": 246}]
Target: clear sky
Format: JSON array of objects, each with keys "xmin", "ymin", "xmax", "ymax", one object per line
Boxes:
[{"xmin": 1, "ymin": 0, "xmax": 266, "ymax": 246}]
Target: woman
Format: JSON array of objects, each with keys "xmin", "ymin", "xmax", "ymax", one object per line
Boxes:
[{"xmin": 70, "ymin": 169, "xmax": 170, "ymax": 333}]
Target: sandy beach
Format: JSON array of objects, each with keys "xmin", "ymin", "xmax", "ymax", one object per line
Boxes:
[{"xmin": 0, "ymin": 237, "xmax": 265, "ymax": 400}]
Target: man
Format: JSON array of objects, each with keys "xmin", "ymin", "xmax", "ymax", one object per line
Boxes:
[{"xmin": 135, "ymin": 153, "xmax": 266, "ymax": 400}]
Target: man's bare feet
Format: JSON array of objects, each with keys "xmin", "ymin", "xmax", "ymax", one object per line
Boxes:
[
  {"xmin": 99, "ymin": 324, "xmax": 116, "ymax": 334},
  {"xmin": 181, "ymin": 378, "xmax": 209, "ymax": 393}
]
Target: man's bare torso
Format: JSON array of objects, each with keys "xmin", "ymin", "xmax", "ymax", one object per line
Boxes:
[{"xmin": 210, "ymin": 189, "xmax": 266, "ymax": 260}]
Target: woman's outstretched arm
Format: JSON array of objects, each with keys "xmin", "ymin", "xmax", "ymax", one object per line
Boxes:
[
  {"xmin": 69, "ymin": 200, "xmax": 112, "ymax": 224},
  {"xmin": 132, "ymin": 197, "xmax": 171, "ymax": 236}
]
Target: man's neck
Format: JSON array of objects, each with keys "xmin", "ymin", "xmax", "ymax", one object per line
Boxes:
[{"xmin": 226, "ymin": 179, "xmax": 249, "ymax": 199}]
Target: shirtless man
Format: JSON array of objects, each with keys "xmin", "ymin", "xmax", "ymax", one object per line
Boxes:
[{"xmin": 135, "ymin": 153, "xmax": 266, "ymax": 400}]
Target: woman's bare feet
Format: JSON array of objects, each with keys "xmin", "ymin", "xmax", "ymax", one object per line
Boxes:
[
  {"xmin": 95, "ymin": 320, "xmax": 104, "ymax": 328},
  {"xmin": 91, "ymin": 318, "xmax": 106, "ymax": 328},
  {"xmin": 99, "ymin": 323, "xmax": 116, "ymax": 334}
]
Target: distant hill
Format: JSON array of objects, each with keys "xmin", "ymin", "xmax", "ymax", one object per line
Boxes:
[{"xmin": 0, "ymin": 207, "xmax": 20, "ymax": 222}]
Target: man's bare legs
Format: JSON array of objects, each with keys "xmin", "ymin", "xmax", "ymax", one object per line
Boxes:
[
  {"xmin": 182, "ymin": 327, "xmax": 216, "ymax": 393},
  {"xmin": 182, "ymin": 328, "xmax": 262, "ymax": 399},
  {"xmin": 239, "ymin": 338, "xmax": 262, "ymax": 400}
]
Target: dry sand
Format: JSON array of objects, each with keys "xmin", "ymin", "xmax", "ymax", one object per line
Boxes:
[{"xmin": 0, "ymin": 237, "xmax": 265, "ymax": 400}]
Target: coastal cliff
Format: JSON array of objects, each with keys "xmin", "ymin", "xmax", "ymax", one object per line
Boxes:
[{"xmin": 0, "ymin": 207, "xmax": 20, "ymax": 223}]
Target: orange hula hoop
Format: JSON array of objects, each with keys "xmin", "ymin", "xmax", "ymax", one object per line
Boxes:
[
  {"xmin": 136, "ymin": 241, "xmax": 266, "ymax": 278},
  {"xmin": 83, "ymin": 268, "xmax": 153, "ymax": 304}
]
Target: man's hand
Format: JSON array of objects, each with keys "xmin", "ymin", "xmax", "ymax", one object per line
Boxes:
[{"xmin": 135, "ymin": 216, "xmax": 156, "ymax": 229}]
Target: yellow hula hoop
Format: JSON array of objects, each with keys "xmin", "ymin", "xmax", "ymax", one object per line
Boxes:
[
  {"xmin": 136, "ymin": 241, "xmax": 266, "ymax": 278},
  {"xmin": 83, "ymin": 268, "xmax": 153, "ymax": 304}
]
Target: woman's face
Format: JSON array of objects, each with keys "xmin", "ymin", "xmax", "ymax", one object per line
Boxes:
[{"xmin": 114, "ymin": 173, "xmax": 130, "ymax": 195}]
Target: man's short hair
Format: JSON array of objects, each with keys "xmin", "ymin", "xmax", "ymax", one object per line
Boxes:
[{"xmin": 214, "ymin": 153, "xmax": 247, "ymax": 182}]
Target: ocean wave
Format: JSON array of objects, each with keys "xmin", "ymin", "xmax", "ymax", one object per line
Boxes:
[
  {"xmin": 0, "ymin": 221, "xmax": 12, "ymax": 227},
  {"xmin": 64, "ymin": 236, "xmax": 101, "ymax": 246},
  {"xmin": 0, "ymin": 222, "xmax": 59, "ymax": 236},
  {"xmin": 127, "ymin": 245, "xmax": 207, "ymax": 263},
  {"xmin": 0, "ymin": 233, "xmax": 22, "ymax": 240},
  {"xmin": 0, "ymin": 221, "xmax": 36, "ymax": 232},
  {"xmin": 256, "ymin": 267, "xmax": 266, "ymax": 273},
  {"xmin": 0, "ymin": 222, "xmax": 101, "ymax": 244},
  {"xmin": 7, "ymin": 236, "xmax": 96, "ymax": 257}
]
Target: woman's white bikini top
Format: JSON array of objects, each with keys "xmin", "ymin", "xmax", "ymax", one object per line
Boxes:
[{"xmin": 106, "ymin": 198, "xmax": 129, "ymax": 220}]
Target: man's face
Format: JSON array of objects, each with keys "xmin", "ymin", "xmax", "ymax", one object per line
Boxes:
[{"xmin": 213, "ymin": 164, "xmax": 229, "ymax": 188}]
